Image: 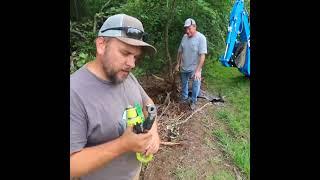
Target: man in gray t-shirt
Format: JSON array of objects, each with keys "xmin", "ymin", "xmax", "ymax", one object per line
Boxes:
[
  {"xmin": 70, "ymin": 14, "xmax": 160, "ymax": 180},
  {"xmin": 175, "ymin": 18, "xmax": 207, "ymax": 110}
]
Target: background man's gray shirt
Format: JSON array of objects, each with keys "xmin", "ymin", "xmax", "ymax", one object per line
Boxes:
[
  {"xmin": 70, "ymin": 66, "xmax": 149, "ymax": 180},
  {"xmin": 178, "ymin": 31, "xmax": 207, "ymax": 73}
]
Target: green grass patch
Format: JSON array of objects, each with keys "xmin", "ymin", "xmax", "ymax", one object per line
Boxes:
[
  {"xmin": 214, "ymin": 129, "xmax": 250, "ymax": 176},
  {"xmin": 208, "ymin": 155, "xmax": 223, "ymax": 166},
  {"xmin": 209, "ymin": 170, "xmax": 235, "ymax": 180},
  {"xmin": 173, "ymin": 166, "xmax": 196, "ymax": 180},
  {"xmin": 203, "ymin": 60, "xmax": 250, "ymax": 178}
]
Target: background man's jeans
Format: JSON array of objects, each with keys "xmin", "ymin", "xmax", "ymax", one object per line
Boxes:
[{"xmin": 180, "ymin": 71, "xmax": 201, "ymax": 104}]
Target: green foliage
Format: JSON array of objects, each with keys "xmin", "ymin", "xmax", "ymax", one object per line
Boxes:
[
  {"xmin": 70, "ymin": 21, "xmax": 96, "ymax": 73},
  {"xmin": 131, "ymin": 67, "xmax": 145, "ymax": 78},
  {"xmin": 70, "ymin": 0, "xmax": 241, "ymax": 75},
  {"xmin": 71, "ymin": 51, "xmax": 94, "ymax": 74},
  {"xmin": 70, "ymin": 0, "xmax": 127, "ymax": 21},
  {"xmin": 116, "ymin": 0, "xmax": 235, "ymax": 74},
  {"xmin": 119, "ymin": 0, "xmax": 176, "ymax": 73},
  {"xmin": 70, "ymin": 0, "xmax": 89, "ymax": 21}
]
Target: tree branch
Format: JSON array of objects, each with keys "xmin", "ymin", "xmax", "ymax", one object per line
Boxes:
[
  {"xmin": 152, "ymin": 74, "xmax": 165, "ymax": 81},
  {"xmin": 70, "ymin": 29, "xmax": 86, "ymax": 39},
  {"xmin": 93, "ymin": 0, "xmax": 111, "ymax": 33},
  {"xmin": 158, "ymin": 100, "xmax": 171, "ymax": 121},
  {"xmin": 160, "ymin": 141, "xmax": 181, "ymax": 146},
  {"xmin": 175, "ymin": 102, "xmax": 212, "ymax": 126}
]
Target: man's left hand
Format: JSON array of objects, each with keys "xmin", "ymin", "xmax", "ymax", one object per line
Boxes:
[
  {"xmin": 194, "ymin": 70, "xmax": 201, "ymax": 80},
  {"xmin": 145, "ymin": 127, "xmax": 160, "ymax": 156},
  {"xmin": 146, "ymin": 133, "xmax": 160, "ymax": 156}
]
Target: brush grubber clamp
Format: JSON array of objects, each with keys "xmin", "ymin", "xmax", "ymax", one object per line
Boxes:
[{"xmin": 125, "ymin": 103, "xmax": 157, "ymax": 163}]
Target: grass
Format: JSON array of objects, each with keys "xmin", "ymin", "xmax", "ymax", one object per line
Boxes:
[
  {"xmin": 209, "ymin": 170, "xmax": 235, "ymax": 180},
  {"xmin": 203, "ymin": 60, "xmax": 250, "ymax": 178},
  {"xmin": 214, "ymin": 129, "xmax": 250, "ymax": 176},
  {"xmin": 173, "ymin": 166, "xmax": 196, "ymax": 180},
  {"xmin": 208, "ymin": 155, "xmax": 223, "ymax": 166}
]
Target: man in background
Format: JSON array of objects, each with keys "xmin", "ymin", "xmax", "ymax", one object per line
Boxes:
[{"xmin": 175, "ymin": 18, "xmax": 208, "ymax": 110}]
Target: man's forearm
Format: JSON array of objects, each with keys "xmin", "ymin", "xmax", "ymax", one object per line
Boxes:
[
  {"xmin": 176, "ymin": 52, "xmax": 182, "ymax": 65},
  {"xmin": 195, "ymin": 54, "xmax": 205, "ymax": 72},
  {"xmin": 70, "ymin": 137, "xmax": 127, "ymax": 178}
]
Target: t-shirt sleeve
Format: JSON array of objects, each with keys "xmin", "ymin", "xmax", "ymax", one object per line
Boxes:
[
  {"xmin": 70, "ymin": 88, "xmax": 88, "ymax": 154},
  {"xmin": 138, "ymin": 82, "xmax": 149, "ymax": 103},
  {"xmin": 130, "ymin": 73, "xmax": 150, "ymax": 103},
  {"xmin": 199, "ymin": 35, "xmax": 208, "ymax": 55}
]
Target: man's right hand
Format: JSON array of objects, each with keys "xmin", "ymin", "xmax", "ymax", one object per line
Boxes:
[
  {"xmin": 119, "ymin": 125, "xmax": 153, "ymax": 153},
  {"xmin": 71, "ymin": 125, "xmax": 151, "ymax": 178}
]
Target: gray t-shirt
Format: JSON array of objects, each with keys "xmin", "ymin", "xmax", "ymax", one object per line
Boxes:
[
  {"xmin": 70, "ymin": 65, "xmax": 149, "ymax": 180},
  {"xmin": 178, "ymin": 31, "xmax": 207, "ymax": 72}
]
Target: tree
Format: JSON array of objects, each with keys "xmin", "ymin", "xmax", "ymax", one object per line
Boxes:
[{"xmin": 70, "ymin": 0, "xmax": 240, "ymax": 82}]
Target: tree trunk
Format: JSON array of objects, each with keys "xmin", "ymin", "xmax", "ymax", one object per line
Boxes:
[
  {"xmin": 164, "ymin": 24, "xmax": 172, "ymax": 81},
  {"xmin": 73, "ymin": 0, "xmax": 79, "ymax": 21},
  {"xmin": 163, "ymin": 0, "xmax": 179, "ymax": 98},
  {"xmin": 164, "ymin": 0, "xmax": 177, "ymax": 80}
]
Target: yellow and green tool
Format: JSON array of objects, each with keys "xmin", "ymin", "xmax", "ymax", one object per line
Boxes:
[{"xmin": 125, "ymin": 102, "xmax": 157, "ymax": 163}]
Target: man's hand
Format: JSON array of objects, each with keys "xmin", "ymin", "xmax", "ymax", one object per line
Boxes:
[
  {"xmin": 70, "ymin": 125, "xmax": 151, "ymax": 178},
  {"xmin": 193, "ymin": 54, "xmax": 205, "ymax": 80},
  {"xmin": 120, "ymin": 125, "xmax": 153, "ymax": 153},
  {"xmin": 144, "ymin": 119, "xmax": 160, "ymax": 156},
  {"xmin": 145, "ymin": 130, "xmax": 160, "ymax": 156},
  {"xmin": 193, "ymin": 70, "xmax": 201, "ymax": 80}
]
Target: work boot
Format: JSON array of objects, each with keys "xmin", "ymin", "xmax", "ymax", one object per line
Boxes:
[
  {"xmin": 190, "ymin": 102, "xmax": 196, "ymax": 110},
  {"xmin": 180, "ymin": 97, "xmax": 189, "ymax": 104}
]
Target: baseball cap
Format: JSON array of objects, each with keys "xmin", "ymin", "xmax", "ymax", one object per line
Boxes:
[
  {"xmin": 98, "ymin": 14, "xmax": 157, "ymax": 56},
  {"xmin": 184, "ymin": 18, "xmax": 196, "ymax": 27}
]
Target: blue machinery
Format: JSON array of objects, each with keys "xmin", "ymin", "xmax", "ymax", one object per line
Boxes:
[{"xmin": 220, "ymin": 0, "xmax": 250, "ymax": 77}]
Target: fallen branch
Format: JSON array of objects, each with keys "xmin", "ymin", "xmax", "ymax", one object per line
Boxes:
[
  {"xmin": 163, "ymin": 91, "xmax": 171, "ymax": 105},
  {"xmin": 160, "ymin": 141, "xmax": 181, "ymax": 146},
  {"xmin": 158, "ymin": 100, "xmax": 171, "ymax": 121},
  {"xmin": 175, "ymin": 102, "xmax": 211, "ymax": 126},
  {"xmin": 151, "ymin": 74, "xmax": 176, "ymax": 86},
  {"xmin": 202, "ymin": 122, "xmax": 211, "ymax": 130},
  {"xmin": 152, "ymin": 74, "xmax": 165, "ymax": 81},
  {"xmin": 173, "ymin": 112, "xmax": 186, "ymax": 124}
]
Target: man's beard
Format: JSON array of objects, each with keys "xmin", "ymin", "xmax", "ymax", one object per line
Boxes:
[{"xmin": 103, "ymin": 65, "xmax": 127, "ymax": 84}]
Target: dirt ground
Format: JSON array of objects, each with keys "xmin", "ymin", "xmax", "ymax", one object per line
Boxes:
[{"xmin": 138, "ymin": 74, "xmax": 245, "ymax": 180}]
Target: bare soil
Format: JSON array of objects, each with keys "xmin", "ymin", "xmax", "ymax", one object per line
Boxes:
[{"xmin": 138, "ymin": 74, "xmax": 245, "ymax": 180}]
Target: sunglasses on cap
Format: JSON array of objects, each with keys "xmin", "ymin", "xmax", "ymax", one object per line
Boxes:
[
  {"xmin": 184, "ymin": 19, "xmax": 194, "ymax": 29},
  {"xmin": 101, "ymin": 27, "xmax": 148, "ymax": 42}
]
